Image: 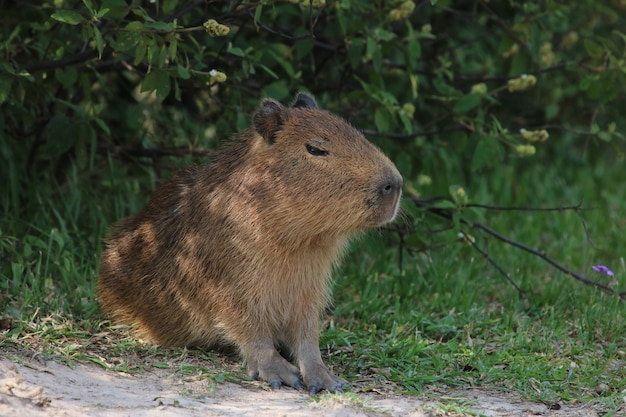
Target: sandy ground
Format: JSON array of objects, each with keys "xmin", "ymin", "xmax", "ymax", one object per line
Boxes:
[{"xmin": 0, "ymin": 356, "xmax": 605, "ymax": 417}]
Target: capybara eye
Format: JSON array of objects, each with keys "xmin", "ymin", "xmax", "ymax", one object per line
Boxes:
[{"xmin": 306, "ymin": 144, "xmax": 329, "ymax": 156}]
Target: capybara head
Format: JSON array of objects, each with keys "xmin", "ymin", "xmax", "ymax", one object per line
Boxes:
[{"xmin": 242, "ymin": 93, "xmax": 402, "ymax": 242}]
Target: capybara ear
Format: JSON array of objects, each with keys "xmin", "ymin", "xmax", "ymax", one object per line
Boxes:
[
  {"xmin": 291, "ymin": 92, "xmax": 318, "ymax": 109},
  {"xmin": 253, "ymin": 98, "xmax": 287, "ymax": 144}
]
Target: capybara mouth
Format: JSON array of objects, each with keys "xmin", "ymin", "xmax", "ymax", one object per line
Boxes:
[{"xmin": 379, "ymin": 188, "xmax": 402, "ymax": 225}]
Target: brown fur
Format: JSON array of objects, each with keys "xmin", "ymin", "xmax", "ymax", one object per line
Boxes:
[{"xmin": 97, "ymin": 93, "xmax": 402, "ymax": 393}]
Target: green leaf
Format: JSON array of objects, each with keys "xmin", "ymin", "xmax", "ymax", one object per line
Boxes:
[
  {"xmin": 431, "ymin": 199, "xmax": 457, "ymax": 210},
  {"xmin": 82, "ymin": 0, "xmax": 96, "ymax": 15},
  {"xmin": 152, "ymin": 362, "xmax": 170, "ymax": 369},
  {"xmin": 96, "ymin": 8, "xmax": 110, "ymax": 18},
  {"xmin": 407, "ymin": 38, "xmax": 421, "ymax": 64},
  {"xmin": 93, "ymin": 117, "xmax": 110, "ymax": 135},
  {"xmin": 399, "ymin": 112, "xmax": 413, "ymax": 134},
  {"xmin": 584, "ymin": 39, "xmax": 603, "ymax": 60},
  {"xmin": 173, "ymin": 77, "xmax": 181, "ymax": 101},
  {"xmin": 258, "ymin": 64, "xmax": 279, "ymax": 80},
  {"xmin": 366, "ymin": 36, "xmax": 377, "ymax": 58},
  {"xmin": 51, "ymin": 10, "xmax": 85, "ymax": 25},
  {"xmin": 74, "ymin": 124, "xmax": 95, "ymax": 170},
  {"xmin": 41, "ymin": 115, "xmax": 76, "ymax": 159},
  {"xmin": 134, "ymin": 42, "xmax": 147, "ymax": 65},
  {"xmin": 253, "ymin": 5, "xmax": 263, "ymax": 30},
  {"xmin": 125, "ymin": 21, "xmax": 145, "ymax": 32},
  {"xmin": 144, "ymin": 21, "xmax": 175, "ymax": 32},
  {"xmin": 374, "ymin": 28, "xmax": 396, "ymax": 42},
  {"xmin": 375, "ymin": 108, "xmax": 390, "ymax": 133},
  {"xmin": 54, "ymin": 67, "xmax": 78, "ymax": 89},
  {"xmin": 295, "ymin": 38, "xmax": 314, "ymax": 61},
  {"xmin": 453, "ymin": 93, "xmax": 481, "ymax": 114},
  {"xmin": 591, "ymin": 123, "xmax": 600, "ymax": 134},
  {"xmin": 228, "ymin": 46, "xmax": 245, "ymax": 57},
  {"xmin": 448, "ymin": 184, "xmax": 468, "ymax": 205},
  {"xmin": 262, "ymin": 80, "xmax": 289, "ymax": 101},
  {"xmin": 348, "ymin": 38, "xmax": 365, "ymax": 69},
  {"xmin": 158, "ymin": 45, "xmax": 168, "ymax": 67},
  {"xmin": 176, "ymin": 64, "xmax": 190, "ymax": 80},
  {"xmin": 337, "ymin": 8, "xmax": 347, "ymax": 35},
  {"xmin": 608, "ymin": 122, "xmax": 617, "ymax": 133},
  {"xmin": 141, "ymin": 71, "xmax": 171, "ymax": 102},
  {"xmin": 93, "ymin": 25, "xmax": 104, "ymax": 58},
  {"xmin": 409, "ymin": 74, "xmax": 419, "ymax": 99},
  {"xmin": 114, "ymin": 32, "xmax": 142, "ymax": 52},
  {"xmin": 366, "ymin": 37, "xmax": 382, "ymax": 72},
  {"xmin": 168, "ymin": 38, "xmax": 178, "ymax": 62},
  {"xmin": 0, "ymin": 75, "xmax": 12, "ymax": 105},
  {"xmin": 471, "ymin": 136, "xmax": 501, "ymax": 171}
]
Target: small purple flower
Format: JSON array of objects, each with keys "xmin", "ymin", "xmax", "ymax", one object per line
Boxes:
[{"xmin": 592, "ymin": 265, "xmax": 614, "ymax": 277}]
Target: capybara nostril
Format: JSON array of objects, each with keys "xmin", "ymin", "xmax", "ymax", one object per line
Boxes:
[{"xmin": 380, "ymin": 176, "xmax": 403, "ymax": 197}]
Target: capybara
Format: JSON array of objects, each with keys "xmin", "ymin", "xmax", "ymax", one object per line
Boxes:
[{"xmin": 97, "ymin": 92, "xmax": 402, "ymax": 393}]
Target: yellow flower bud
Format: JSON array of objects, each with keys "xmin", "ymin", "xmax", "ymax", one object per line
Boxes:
[
  {"xmin": 458, "ymin": 232, "xmax": 475, "ymax": 245},
  {"xmin": 388, "ymin": 1, "xmax": 415, "ymax": 21},
  {"xmin": 560, "ymin": 31, "xmax": 579, "ymax": 50},
  {"xmin": 209, "ymin": 69, "xmax": 227, "ymax": 83},
  {"xmin": 417, "ymin": 174, "xmax": 432, "ymax": 186},
  {"xmin": 507, "ymin": 74, "xmax": 537, "ymax": 92},
  {"xmin": 402, "ymin": 103, "xmax": 415, "ymax": 119},
  {"xmin": 203, "ymin": 19, "xmax": 230, "ymax": 37},
  {"xmin": 515, "ymin": 144, "xmax": 536, "ymax": 156},
  {"xmin": 471, "ymin": 83, "xmax": 487, "ymax": 95},
  {"xmin": 540, "ymin": 42, "xmax": 554, "ymax": 66},
  {"xmin": 502, "ymin": 43, "xmax": 519, "ymax": 58},
  {"xmin": 520, "ymin": 129, "xmax": 549, "ymax": 142}
]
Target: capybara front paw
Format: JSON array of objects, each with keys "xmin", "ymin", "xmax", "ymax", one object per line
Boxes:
[
  {"xmin": 249, "ymin": 357, "xmax": 304, "ymax": 390},
  {"xmin": 303, "ymin": 364, "xmax": 348, "ymax": 394}
]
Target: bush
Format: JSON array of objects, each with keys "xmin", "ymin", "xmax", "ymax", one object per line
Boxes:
[{"xmin": 1, "ymin": 0, "xmax": 625, "ymax": 314}]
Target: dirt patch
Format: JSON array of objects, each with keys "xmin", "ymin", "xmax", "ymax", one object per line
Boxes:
[{"xmin": 0, "ymin": 357, "xmax": 604, "ymax": 417}]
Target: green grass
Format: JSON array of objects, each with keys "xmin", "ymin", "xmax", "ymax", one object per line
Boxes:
[{"xmin": 1, "ymin": 147, "xmax": 625, "ymax": 416}]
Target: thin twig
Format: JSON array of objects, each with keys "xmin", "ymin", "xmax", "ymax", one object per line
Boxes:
[
  {"xmin": 20, "ymin": 49, "xmax": 100, "ymax": 72},
  {"xmin": 463, "ymin": 232, "xmax": 526, "ymax": 299},
  {"xmin": 249, "ymin": 12, "xmax": 316, "ymax": 41},
  {"xmin": 361, "ymin": 125, "xmax": 468, "ymax": 140},
  {"xmin": 409, "ymin": 196, "xmax": 625, "ymax": 298},
  {"xmin": 469, "ymin": 221, "xmax": 621, "ymax": 296},
  {"xmin": 101, "ymin": 145, "xmax": 215, "ymax": 159},
  {"xmin": 415, "ymin": 196, "xmax": 593, "ymax": 212},
  {"xmin": 465, "ymin": 201, "xmax": 593, "ymax": 212}
]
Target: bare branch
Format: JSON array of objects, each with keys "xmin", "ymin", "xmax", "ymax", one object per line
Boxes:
[
  {"xmin": 463, "ymin": 231, "xmax": 526, "ymax": 299},
  {"xmin": 20, "ymin": 50, "xmax": 100, "ymax": 73},
  {"xmin": 248, "ymin": 12, "xmax": 316, "ymax": 41},
  {"xmin": 101, "ymin": 145, "xmax": 215, "ymax": 159},
  {"xmin": 361, "ymin": 125, "xmax": 469, "ymax": 140},
  {"xmin": 409, "ymin": 196, "xmax": 625, "ymax": 298}
]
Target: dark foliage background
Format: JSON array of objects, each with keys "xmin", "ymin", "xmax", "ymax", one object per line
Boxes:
[{"xmin": 1, "ymin": 0, "xmax": 625, "ymax": 315}]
